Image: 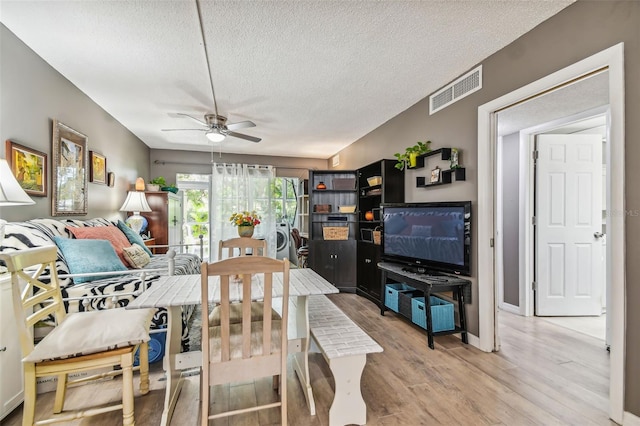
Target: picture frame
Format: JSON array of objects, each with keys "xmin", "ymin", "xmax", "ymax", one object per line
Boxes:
[
  {"xmin": 430, "ymin": 166, "xmax": 441, "ymax": 183},
  {"xmin": 89, "ymin": 151, "xmax": 107, "ymax": 185},
  {"xmin": 5, "ymin": 139, "xmax": 47, "ymax": 196},
  {"xmin": 450, "ymin": 148, "xmax": 460, "ymax": 169},
  {"xmin": 52, "ymin": 120, "xmax": 88, "ymax": 216},
  {"xmin": 108, "ymin": 171, "xmax": 115, "ymax": 187}
]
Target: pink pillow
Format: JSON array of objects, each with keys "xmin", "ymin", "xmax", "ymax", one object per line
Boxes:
[{"xmin": 67, "ymin": 226, "xmax": 133, "ymax": 267}]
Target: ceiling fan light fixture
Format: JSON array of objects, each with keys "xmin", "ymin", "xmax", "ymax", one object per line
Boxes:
[{"xmin": 206, "ymin": 130, "xmax": 225, "ymax": 143}]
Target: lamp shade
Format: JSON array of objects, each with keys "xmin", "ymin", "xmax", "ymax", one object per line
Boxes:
[
  {"xmin": 0, "ymin": 159, "xmax": 36, "ymax": 206},
  {"xmin": 119, "ymin": 191, "xmax": 152, "ymax": 213},
  {"xmin": 206, "ymin": 130, "xmax": 226, "ymax": 143},
  {"xmin": 0, "ymin": 158, "xmax": 35, "ymax": 245}
]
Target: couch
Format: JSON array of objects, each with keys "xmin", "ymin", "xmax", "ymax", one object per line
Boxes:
[{"xmin": 0, "ymin": 217, "xmax": 201, "ymax": 351}]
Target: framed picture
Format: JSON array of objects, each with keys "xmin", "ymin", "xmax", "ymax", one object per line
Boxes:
[
  {"xmin": 5, "ymin": 139, "xmax": 47, "ymax": 196},
  {"xmin": 108, "ymin": 171, "xmax": 115, "ymax": 187},
  {"xmin": 52, "ymin": 120, "xmax": 88, "ymax": 216},
  {"xmin": 430, "ymin": 166, "xmax": 441, "ymax": 183},
  {"xmin": 89, "ymin": 151, "xmax": 107, "ymax": 185},
  {"xmin": 450, "ymin": 148, "xmax": 460, "ymax": 169}
]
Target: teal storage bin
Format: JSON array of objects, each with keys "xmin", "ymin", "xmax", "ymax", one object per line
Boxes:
[
  {"xmin": 384, "ymin": 283, "xmax": 416, "ymax": 312},
  {"xmin": 411, "ymin": 296, "xmax": 455, "ymax": 332}
]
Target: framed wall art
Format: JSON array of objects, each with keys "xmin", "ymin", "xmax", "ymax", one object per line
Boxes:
[
  {"xmin": 52, "ymin": 120, "xmax": 88, "ymax": 216},
  {"xmin": 89, "ymin": 151, "xmax": 107, "ymax": 185},
  {"xmin": 5, "ymin": 139, "xmax": 47, "ymax": 196}
]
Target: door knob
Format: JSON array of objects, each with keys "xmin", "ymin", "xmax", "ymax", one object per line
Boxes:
[{"xmin": 594, "ymin": 231, "xmax": 604, "ymax": 239}]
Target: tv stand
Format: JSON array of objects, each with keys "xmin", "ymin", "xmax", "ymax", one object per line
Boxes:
[{"xmin": 379, "ymin": 262, "xmax": 471, "ymax": 349}]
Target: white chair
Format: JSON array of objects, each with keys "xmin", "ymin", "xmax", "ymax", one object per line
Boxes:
[
  {"xmin": 218, "ymin": 237, "xmax": 267, "ymax": 259},
  {"xmin": 209, "ymin": 237, "xmax": 272, "ymax": 327},
  {"xmin": 0, "ymin": 246, "xmax": 154, "ymax": 426},
  {"xmin": 200, "ymin": 256, "xmax": 289, "ymax": 425}
]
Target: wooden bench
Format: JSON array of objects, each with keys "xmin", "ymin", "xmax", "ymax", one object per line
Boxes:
[{"xmin": 308, "ymin": 295, "xmax": 383, "ymax": 426}]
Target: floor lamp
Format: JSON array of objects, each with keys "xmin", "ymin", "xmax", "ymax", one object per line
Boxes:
[{"xmin": 0, "ymin": 158, "xmax": 35, "ymax": 244}]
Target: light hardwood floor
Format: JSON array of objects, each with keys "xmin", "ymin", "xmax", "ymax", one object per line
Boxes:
[{"xmin": 3, "ymin": 293, "xmax": 613, "ymax": 425}]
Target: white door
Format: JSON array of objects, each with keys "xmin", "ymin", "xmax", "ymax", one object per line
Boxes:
[{"xmin": 535, "ymin": 134, "xmax": 603, "ymax": 316}]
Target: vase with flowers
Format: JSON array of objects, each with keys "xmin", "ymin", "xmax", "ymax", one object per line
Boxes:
[{"xmin": 229, "ymin": 210, "xmax": 261, "ymax": 238}]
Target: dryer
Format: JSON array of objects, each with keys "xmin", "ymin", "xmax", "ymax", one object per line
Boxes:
[{"xmin": 276, "ymin": 221, "xmax": 291, "ymax": 260}]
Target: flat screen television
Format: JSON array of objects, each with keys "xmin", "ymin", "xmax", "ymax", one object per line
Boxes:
[{"xmin": 381, "ymin": 201, "xmax": 471, "ymax": 276}]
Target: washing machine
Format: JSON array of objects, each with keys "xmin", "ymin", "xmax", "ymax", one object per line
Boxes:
[{"xmin": 276, "ymin": 221, "xmax": 291, "ymax": 260}]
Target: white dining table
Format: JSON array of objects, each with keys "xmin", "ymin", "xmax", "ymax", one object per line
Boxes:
[{"xmin": 127, "ymin": 268, "xmax": 339, "ymax": 426}]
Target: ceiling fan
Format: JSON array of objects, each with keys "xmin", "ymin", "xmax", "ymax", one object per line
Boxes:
[
  {"xmin": 162, "ymin": 113, "xmax": 261, "ymax": 143},
  {"xmin": 161, "ymin": 0, "xmax": 261, "ymax": 144}
]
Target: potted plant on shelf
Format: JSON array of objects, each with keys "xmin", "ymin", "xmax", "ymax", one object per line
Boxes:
[
  {"xmin": 148, "ymin": 176, "xmax": 166, "ymax": 191},
  {"xmin": 393, "ymin": 140, "xmax": 431, "ymax": 170}
]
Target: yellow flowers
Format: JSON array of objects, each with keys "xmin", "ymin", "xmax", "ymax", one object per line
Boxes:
[{"xmin": 229, "ymin": 211, "xmax": 261, "ymax": 227}]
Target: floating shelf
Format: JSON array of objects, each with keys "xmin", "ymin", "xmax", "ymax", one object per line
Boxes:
[
  {"xmin": 416, "ymin": 168, "xmax": 466, "ymax": 188},
  {"xmin": 409, "ymin": 148, "xmax": 451, "ymax": 170}
]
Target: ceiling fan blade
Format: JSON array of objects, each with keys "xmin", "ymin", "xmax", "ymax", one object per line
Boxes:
[
  {"xmin": 226, "ymin": 120, "xmax": 256, "ymax": 131},
  {"xmin": 161, "ymin": 128, "xmax": 208, "ymax": 132},
  {"xmin": 176, "ymin": 113, "xmax": 207, "ymax": 126},
  {"xmin": 227, "ymin": 131, "xmax": 261, "ymax": 143}
]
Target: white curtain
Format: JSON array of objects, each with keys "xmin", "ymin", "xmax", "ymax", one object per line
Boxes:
[{"xmin": 210, "ymin": 163, "xmax": 276, "ymax": 260}]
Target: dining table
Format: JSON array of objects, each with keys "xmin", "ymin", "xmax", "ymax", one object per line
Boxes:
[{"xmin": 127, "ymin": 268, "xmax": 339, "ymax": 426}]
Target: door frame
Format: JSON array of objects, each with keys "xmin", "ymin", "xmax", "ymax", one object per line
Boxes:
[{"xmin": 477, "ymin": 43, "xmax": 625, "ymax": 422}]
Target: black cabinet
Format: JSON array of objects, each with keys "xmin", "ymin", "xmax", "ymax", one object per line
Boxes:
[
  {"xmin": 308, "ymin": 170, "xmax": 358, "ymax": 291},
  {"xmin": 357, "ymin": 241, "xmax": 382, "ymax": 302},
  {"xmin": 355, "ymin": 159, "xmax": 404, "ymax": 304},
  {"xmin": 309, "ymin": 240, "xmax": 357, "ymax": 291}
]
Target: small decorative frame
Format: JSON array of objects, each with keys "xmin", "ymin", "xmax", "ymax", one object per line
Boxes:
[
  {"xmin": 5, "ymin": 139, "xmax": 47, "ymax": 196},
  {"xmin": 52, "ymin": 120, "xmax": 88, "ymax": 216},
  {"xmin": 430, "ymin": 166, "xmax": 441, "ymax": 183},
  {"xmin": 108, "ymin": 172, "xmax": 115, "ymax": 187},
  {"xmin": 89, "ymin": 151, "xmax": 107, "ymax": 185},
  {"xmin": 450, "ymin": 148, "xmax": 460, "ymax": 169}
]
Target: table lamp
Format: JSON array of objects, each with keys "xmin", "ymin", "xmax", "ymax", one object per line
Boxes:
[
  {"xmin": 0, "ymin": 158, "xmax": 36, "ymax": 244},
  {"xmin": 119, "ymin": 189, "xmax": 152, "ymax": 234}
]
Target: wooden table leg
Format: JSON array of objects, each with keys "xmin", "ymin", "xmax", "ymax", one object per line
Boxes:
[
  {"xmin": 160, "ymin": 306, "xmax": 184, "ymax": 426},
  {"xmin": 290, "ymin": 296, "xmax": 316, "ymax": 416}
]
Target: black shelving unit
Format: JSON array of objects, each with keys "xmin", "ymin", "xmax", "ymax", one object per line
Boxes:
[
  {"xmin": 308, "ymin": 170, "xmax": 358, "ymax": 292},
  {"xmin": 355, "ymin": 159, "xmax": 404, "ymax": 304}
]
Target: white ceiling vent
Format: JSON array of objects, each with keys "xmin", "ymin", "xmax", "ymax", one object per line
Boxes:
[{"xmin": 429, "ymin": 65, "xmax": 482, "ymax": 115}]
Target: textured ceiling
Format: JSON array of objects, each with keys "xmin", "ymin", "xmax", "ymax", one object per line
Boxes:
[{"xmin": 0, "ymin": 0, "xmax": 575, "ymax": 159}]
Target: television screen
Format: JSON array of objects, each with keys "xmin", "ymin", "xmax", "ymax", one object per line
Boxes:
[{"xmin": 381, "ymin": 202, "xmax": 471, "ymax": 275}]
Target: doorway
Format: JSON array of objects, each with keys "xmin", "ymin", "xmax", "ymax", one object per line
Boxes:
[
  {"xmin": 477, "ymin": 44, "xmax": 625, "ymax": 423},
  {"xmin": 497, "ymin": 106, "xmax": 609, "ymax": 320}
]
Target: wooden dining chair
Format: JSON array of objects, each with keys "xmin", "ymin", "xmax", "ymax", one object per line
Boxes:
[
  {"xmin": 218, "ymin": 237, "xmax": 267, "ymax": 260},
  {"xmin": 200, "ymin": 256, "xmax": 289, "ymax": 425},
  {"xmin": 209, "ymin": 237, "xmax": 272, "ymax": 327},
  {"xmin": 0, "ymin": 246, "xmax": 154, "ymax": 426}
]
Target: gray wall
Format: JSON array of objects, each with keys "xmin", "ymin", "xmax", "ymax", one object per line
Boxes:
[
  {"xmin": 0, "ymin": 24, "xmax": 150, "ymax": 222},
  {"xmin": 333, "ymin": 0, "xmax": 640, "ymax": 414},
  {"xmin": 501, "ymin": 133, "xmax": 520, "ymax": 307},
  {"xmin": 150, "ymin": 149, "xmax": 327, "ymax": 182}
]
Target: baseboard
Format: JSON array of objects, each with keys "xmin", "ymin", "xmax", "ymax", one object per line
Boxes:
[
  {"xmin": 625, "ymin": 411, "xmax": 640, "ymax": 425},
  {"xmin": 498, "ymin": 302, "xmax": 520, "ymax": 315}
]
